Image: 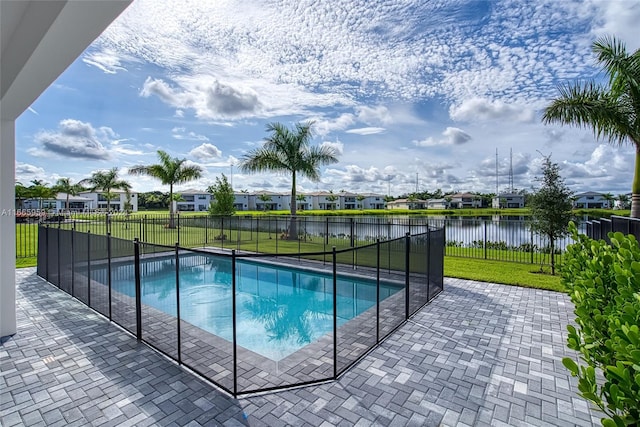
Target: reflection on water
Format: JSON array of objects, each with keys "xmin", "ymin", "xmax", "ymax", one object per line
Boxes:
[{"xmin": 111, "ymin": 254, "xmax": 401, "ymax": 360}]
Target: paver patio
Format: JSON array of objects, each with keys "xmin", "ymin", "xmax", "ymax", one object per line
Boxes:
[{"xmin": 1, "ymin": 268, "xmax": 600, "ymax": 426}]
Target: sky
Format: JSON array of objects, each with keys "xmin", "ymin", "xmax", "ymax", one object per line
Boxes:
[{"xmin": 15, "ymin": 0, "xmax": 640, "ymax": 197}]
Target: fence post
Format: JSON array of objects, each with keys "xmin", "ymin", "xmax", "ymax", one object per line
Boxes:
[
  {"xmin": 483, "ymin": 221, "xmax": 487, "ymax": 260},
  {"xmin": 221, "ymin": 216, "xmax": 225, "ymax": 250},
  {"xmin": 71, "ymin": 226, "xmax": 75, "ymax": 296},
  {"xmin": 350, "ymin": 217, "xmax": 354, "ymax": 247},
  {"xmin": 134, "ymin": 238, "xmax": 142, "ymax": 341},
  {"xmin": 232, "ymin": 249, "xmax": 238, "ymax": 395},
  {"xmin": 107, "ymin": 232, "xmax": 112, "ymax": 320},
  {"xmin": 177, "ymin": 214, "xmax": 180, "ymax": 245},
  {"xmin": 405, "ymin": 232, "xmax": 410, "ymax": 319},
  {"xmin": 426, "ymin": 230, "xmax": 431, "ymax": 302},
  {"xmin": 205, "ymin": 216, "xmax": 209, "ymax": 245},
  {"xmin": 175, "ymin": 242, "xmax": 182, "ymax": 365},
  {"xmin": 325, "ymin": 217, "xmax": 329, "ymax": 245},
  {"xmin": 56, "ymin": 226, "xmax": 61, "ymax": 289},
  {"xmin": 332, "ymin": 246, "xmax": 338, "ymax": 379},
  {"xmin": 87, "ymin": 230, "xmax": 91, "ymax": 307},
  {"xmin": 44, "ymin": 225, "xmax": 50, "ymax": 282},
  {"xmin": 530, "ymin": 229, "xmax": 534, "ymax": 265},
  {"xmin": 376, "ymin": 239, "xmax": 380, "ymax": 343}
]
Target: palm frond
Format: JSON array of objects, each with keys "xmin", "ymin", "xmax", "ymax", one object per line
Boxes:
[{"xmin": 542, "ymin": 81, "xmax": 633, "ymax": 146}]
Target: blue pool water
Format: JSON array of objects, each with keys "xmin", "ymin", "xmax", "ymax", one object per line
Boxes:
[{"xmin": 112, "ymin": 254, "xmax": 402, "ymax": 360}]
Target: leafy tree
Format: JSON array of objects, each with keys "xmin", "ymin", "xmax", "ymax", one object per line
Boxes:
[
  {"xmin": 15, "ymin": 182, "xmax": 30, "ymax": 210},
  {"xmin": 207, "ymin": 174, "xmax": 236, "ymax": 216},
  {"xmin": 80, "ymin": 168, "xmax": 131, "ymax": 211},
  {"xmin": 528, "ymin": 155, "xmax": 573, "ymax": 275},
  {"xmin": 239, "ymin": 122, "xmax": 339, "ymax": 239},
  {"xmin": 543, "ymin": 36, "xmax": 640, "ymax": 217},
  {"xmin": 129, "ymin": 150, "xmax": 202, "ymax": 227},
  {"xmin": 258, "ymin": 194, "xmax": 272, "ymax": 212},
  {"xmin": 52, "ymin": 177, "xmax": 85, "ymax": 212},
  {"xmin": 356, "ymin": 194, "xmax": 365, "ymax": 209}
]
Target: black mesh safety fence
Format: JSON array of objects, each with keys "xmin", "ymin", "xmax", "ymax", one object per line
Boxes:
[
  {"xmin": 408, "ymin": 232, "xmax": 430, "ymax": 316},
  {"xmin": 109, "ymin": 237, "xmax": 137, "ymax": 334},
  {"xmin": 72, "ymin": 231, "xmax": 89, "ymax": 304},
  {"xmin": 89, "ymin": 233, "xmax": 110, "ymax": 317},
  {"xmin": 36, "ymin": 223, "xmax": 445, "ymax": 397},
  {"xmin": 177, "ymin": 250, "xmax": 236, "ymax": 394},
  {"xmin": 429, "ymin": 228, "xmax": 445, "ymax": 297},
  {"xmin": 138, "ymin": 242, "xmax": 180, "ymax": 361},
  {"xmin": 46, "ymin": 227, "xmax": 59, "ymax": 286},
  {"xmin": 58, "ymin": 229, "xmax": 73, "ymax": 294}
]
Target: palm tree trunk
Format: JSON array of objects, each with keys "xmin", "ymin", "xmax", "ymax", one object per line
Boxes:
[
  {"xmin": 631, "ymin": 145, "xmax": 640, "ymax": 218},
  {"xmin": 168, "ymin": 184, "xmax": 176, "ymax": 228},
  {"xmin": 288, "ymin": 172, "xmax": 298, "ymax": 240}
]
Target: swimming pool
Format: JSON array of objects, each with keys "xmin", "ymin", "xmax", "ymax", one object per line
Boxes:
[{"xmin": 111, "ymin": 254, "xmax": 402, "ymax": 361}]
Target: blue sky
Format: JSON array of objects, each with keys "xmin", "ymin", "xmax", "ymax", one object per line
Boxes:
[{"xmin": 15, "ymin": 0, "xmax": 640, "ymax": 196}]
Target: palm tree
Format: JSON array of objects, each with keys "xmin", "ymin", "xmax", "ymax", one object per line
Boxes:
[
  {"xmin": 296, "ymin": 193, "xmax": 307, "ymax": 211},
  {"xmin": 28, "ymin": 179, "xmax": 56, "ymax": 211},
  {"xmin": 618, "ymin": 193, "xmax": 631, "ymax": 209},
  {"xmin": 326, "ymin": 191, "xmax": 339, "ymax": 210},
  {"xmin": 129, "ymin": 150, "xmax": 203, "ymax": 228},
  {"xmin": 602, "ymin": 192, "xmax": 615, "ymax": 209},
  {"xmin": 52, "ymin": 177, "xmax": 85, "ymax": 213},
  {"xmin": 239, "ymin": 122, "xmax": 339, "ymax": 239},
  {"xmin": 356, "ymin": 194, "xmax": 365, "ymax": 210},
  {"xmin": 80, "ymin": 168, "xmax": 131, "ymax": 211},
  {"xmin": 542, "ymin": 36, "xmax": 640, "ymax": 217}
]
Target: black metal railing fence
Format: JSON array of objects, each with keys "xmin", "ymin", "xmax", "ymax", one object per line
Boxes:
[
  {"xmin": 20, "ymin": 213, "xmax": 580, "ymax": 266},
  {"xmin": 37, "ymin": 224, "xmax": 444, "ymax": 396}
]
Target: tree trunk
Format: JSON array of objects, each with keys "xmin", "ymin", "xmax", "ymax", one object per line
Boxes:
[
  {"xmin": 631, "ymin": 145, "xmax": 640, "ymax": 218},
  {"xmin": 168, "ymin": 184, "xmax": 176, "ymax": 228},
  {"xmin": 288, "ymin": 172, "xmax": 298, "ymax": 240}
]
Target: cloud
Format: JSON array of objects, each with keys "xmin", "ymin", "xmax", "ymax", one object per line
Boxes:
[
  {"xmin": 449, "ymin": 98, "xmax": 535, "ymax": 123},
  {"xmin": 346, "ymin": 127, "xmax": 386, "ymax": 135},
  {"xmin": 189, "ymin": 143, "xmax": 222, "ymax": 161},
  {"xmin": 172, "ymin": 127, "xmax": 210, "ymax": 141},
  {"xmin": 16, "ymin": 162, "xmax": 46, "ymax": 178},
  {"xmin": 82, "ymin": 48, "xmax": 131, "ymax": 73},
  {"xmin": 356, "ymin": 105, "xmax": 393, "ymax": 125},
  {"xmin": 589, "ymin": 0, "xmax": 640, "ymax": 51},
  {"xmin": 414, "ymin": 127, "xmax": 471, "ymax": 147},
  {"xmin": 31, "ymin": 119, "xmax": 114, "ymax": 160},
  {"xmin": 312, "ymin": 113, "xmax": 355, "ymax": 136},
  {"xmin": 320, "ymin": 140, "xmax": 344, "ymax": 156}
]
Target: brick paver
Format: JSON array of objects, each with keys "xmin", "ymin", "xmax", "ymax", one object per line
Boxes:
[{"xmin": 1, "ymin": 268, "xmax": 599, "ymax": 426}]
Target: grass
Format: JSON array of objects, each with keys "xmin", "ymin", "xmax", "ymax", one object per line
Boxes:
[{"xmin": 444, "ymin": 257, "xmax": 563, "ymax": 292}]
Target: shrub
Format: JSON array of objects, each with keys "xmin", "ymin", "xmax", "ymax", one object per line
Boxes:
[{"xmin": 561, "ymin": 222, "xmax": 640, "ymax": 426}]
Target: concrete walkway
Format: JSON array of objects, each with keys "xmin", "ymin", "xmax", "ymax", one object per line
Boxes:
[{"xmin": 1, "ymin": 268, "xmax": 599, "ymax": 426}]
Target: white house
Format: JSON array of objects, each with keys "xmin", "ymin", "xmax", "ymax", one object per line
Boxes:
[
  {"xmin": 175, "ymin": 189, "xmax": 211, "ymax": 212},
  {"xmin": 386, "ymin": 198, "xmax": 427, "ymax": 210},
  {"xmin": 449, "ymin": 192, "xmax": 482, "ymax": 209},
  {"xmin": 308, "ymin": 191, "xmax": 341, "ymax": 210},
  {"xmin": 427, "ymin": 198, "xmax": 450, "ymax": 209},
  {"xmin": 492, "ymin": 193, "xmax": 525, "ymax": 209},
  {"xmin": 359, "ymin": 193, "xmax": 386, "ymax": 209},
  {"xmin": 573, "ymin": 191, "xmax": 612, "ymax": 209},
  {"xmin": 249, "ymin": 191, "xmax": 289, "ymax": 211},
  {"xmin": 23, "ymin": 193, "xmax": 94, "ymax": 212},
  {"xmin": 79, "ymin": 190, "xmax": 138, "ymax": 212}
]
